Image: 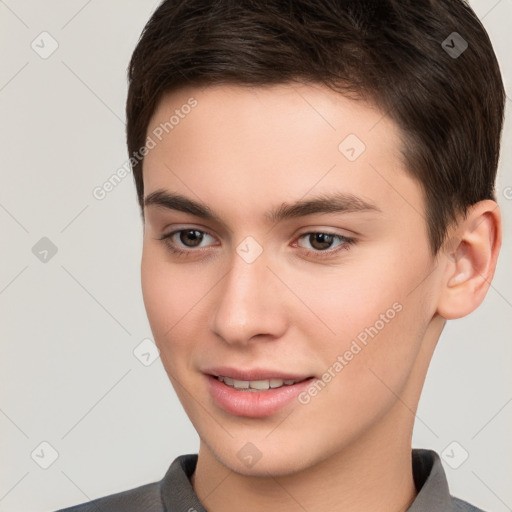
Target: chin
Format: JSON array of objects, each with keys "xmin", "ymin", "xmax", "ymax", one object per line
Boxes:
[
  {"xmin": 207, "ymin": 438, "xmax": 327, "ymax": 478},
  {"xmin": 228, "ymin": 455, "xmax": 310, "ymax": 478}
]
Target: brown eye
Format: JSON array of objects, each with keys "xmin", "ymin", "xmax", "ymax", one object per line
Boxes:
[
  {"xmin": 299, "ymin": 232, "xmax": 341, "ymax": 251},
  {"xmin": 179, "ymin": 229, "xmax": 204, "ymax": 247},
  {"xmin": 295, "ymin": 231, "xmax": 355, "ymax": 258},
  {"xmin": 158, "ymin": 228, "xmax": 216, "ymax": 255},
  {"xmin": 308, "ymin": 233, "xmax": 336, "ymax": 250}
]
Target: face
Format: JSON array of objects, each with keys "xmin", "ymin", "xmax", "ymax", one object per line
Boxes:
[{"xmin": 141, "ymin": 83, "xmax": 444, "ymax": 476}]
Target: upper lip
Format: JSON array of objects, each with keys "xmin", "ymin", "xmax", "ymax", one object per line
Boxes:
[{"xmin": 203, "ymin": 366, "xmax": 313, "ymax": 381}]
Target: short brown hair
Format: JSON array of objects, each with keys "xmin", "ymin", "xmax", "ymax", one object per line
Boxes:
[{"xmin": 126, "ymin": 0, "xmax": 505, "ymax": 252}]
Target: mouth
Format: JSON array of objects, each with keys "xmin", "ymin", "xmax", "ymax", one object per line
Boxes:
[
  {"xmin": 214, "ymin": 375, "xmax": 312, "ymax": 391},
  {"xmin": 205, "ymin": 369, "xmax": 316, "ymax": 417}
]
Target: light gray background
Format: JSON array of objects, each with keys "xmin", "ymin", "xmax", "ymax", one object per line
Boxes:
[{"xmin": 1, "ymin": 1, "xmax": 511, "ymax": 511}]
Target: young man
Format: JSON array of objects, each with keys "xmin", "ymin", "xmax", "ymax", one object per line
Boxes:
[{"xmin": 57, "ymin": 0, "xmax": 505, "ymax": 510}]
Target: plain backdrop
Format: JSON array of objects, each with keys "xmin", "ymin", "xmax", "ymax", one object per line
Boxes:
[{"xmin": 1, "ymin": 1, "xmax": 511, "ymax": 511}]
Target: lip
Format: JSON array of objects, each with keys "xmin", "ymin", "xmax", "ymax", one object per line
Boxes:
[
  {"xmin": 205, "ymin": 370, "xmax": 315, "ymax": 418},
  {"xmin": 203, "ymin": 366, "xmax": 312, "ymax": 382}
]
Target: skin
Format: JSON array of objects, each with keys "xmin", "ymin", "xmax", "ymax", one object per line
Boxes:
[{"xmin": 140, "ymin": 83, "xmax": 501, "ymax": 512}]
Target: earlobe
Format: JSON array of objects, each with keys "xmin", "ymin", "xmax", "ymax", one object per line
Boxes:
[{"xmin": 436, "ymin": 200, "xmax": 501, "ymax": 320}]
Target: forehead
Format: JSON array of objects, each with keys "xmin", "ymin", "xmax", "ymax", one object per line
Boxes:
[{"xmin": 143, "ymin": 83, "xmax": 421, "ymax": 222}]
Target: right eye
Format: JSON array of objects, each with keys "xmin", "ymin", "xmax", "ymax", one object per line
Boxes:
[{"xmin": 158, "ymin": 228, "xmax": 218, "ymax": 256}]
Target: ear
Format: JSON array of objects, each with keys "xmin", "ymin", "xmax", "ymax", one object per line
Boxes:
[{"xmin": 436, "ymin": 200, "xmax": 502, "ymax": 320}]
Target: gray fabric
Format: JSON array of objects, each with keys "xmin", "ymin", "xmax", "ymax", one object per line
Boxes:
[
  {"xmin": 54, "ymin": 482, "xmax": 162, "ymax": 512},
  {"xmin": 55, "ymin": 449, "xmax": 487, "ymax": 512}
]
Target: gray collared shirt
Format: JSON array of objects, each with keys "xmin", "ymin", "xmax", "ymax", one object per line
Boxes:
[{"xmin": 56, "ymin": 449, "xmax": 486, "ymax": 511}]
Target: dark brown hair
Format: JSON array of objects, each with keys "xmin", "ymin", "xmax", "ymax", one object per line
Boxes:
[{"xmin": 126, "ymin": 0, "xmax": 505, "ymax": 252}]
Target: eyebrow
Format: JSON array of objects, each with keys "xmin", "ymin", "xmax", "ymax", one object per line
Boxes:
[{"xmin": 144, "ymin": 189, "xmax": 381, "ymax": 225}]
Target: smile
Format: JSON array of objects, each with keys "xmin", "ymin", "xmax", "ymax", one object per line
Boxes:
[
  {"xmin": 216, "ymin": 375, "xmax": 306, "ymax": 391},
  {"xmin": 207, "ymin": 374, "xmax": 315, "ymax": 417}
]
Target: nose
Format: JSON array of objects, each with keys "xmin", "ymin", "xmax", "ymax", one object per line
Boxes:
[{"xmin": 210, "ymin": 248, "xmax": 288, "ymax": 346}]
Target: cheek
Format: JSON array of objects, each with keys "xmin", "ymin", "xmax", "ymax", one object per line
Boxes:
[
  {"xmin": 287, "ymin": 259, "xmax": 402, "ymax": 346},
  {"xmin": 297, "ymin": 249, "xmax": 432, "ymax": 392},
  {"xmin": 315, "ymin": 241, "xmax": 432, "ymax": 334}
]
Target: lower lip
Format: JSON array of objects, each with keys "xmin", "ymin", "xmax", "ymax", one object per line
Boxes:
[{"xmin": 206, "ymin": 375, "xmax": 314, "ymax": 418}]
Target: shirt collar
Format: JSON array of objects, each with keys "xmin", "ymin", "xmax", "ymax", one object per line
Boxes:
[
  {"xmin": 408, "ymin": 449, "xmax": 454, "ymax": 511},
  {"xmin": 160, "ymin": 448, "xmax": 453, "ymax": 512}
]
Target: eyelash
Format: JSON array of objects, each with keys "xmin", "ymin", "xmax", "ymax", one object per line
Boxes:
[{"xmin": 158, "ymin": 228, "xmax": 355, "ymax": 260}]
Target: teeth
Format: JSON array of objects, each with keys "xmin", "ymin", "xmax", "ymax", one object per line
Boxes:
[
  {"xmin": 217, "ymin": 376, "xmax": 303, "ymax": 390},
  {"xmin": 269, "ymin": 379, "xmax": 284, "ymax": 388},
  {"xmin": 232, "ymin": 379, "xmax": 249, "ymax": 389}
]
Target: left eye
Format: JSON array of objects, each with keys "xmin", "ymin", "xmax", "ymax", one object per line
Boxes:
[{"xmin": 296, "ymin": 232, "xmax": 349, "ymax": 252}]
